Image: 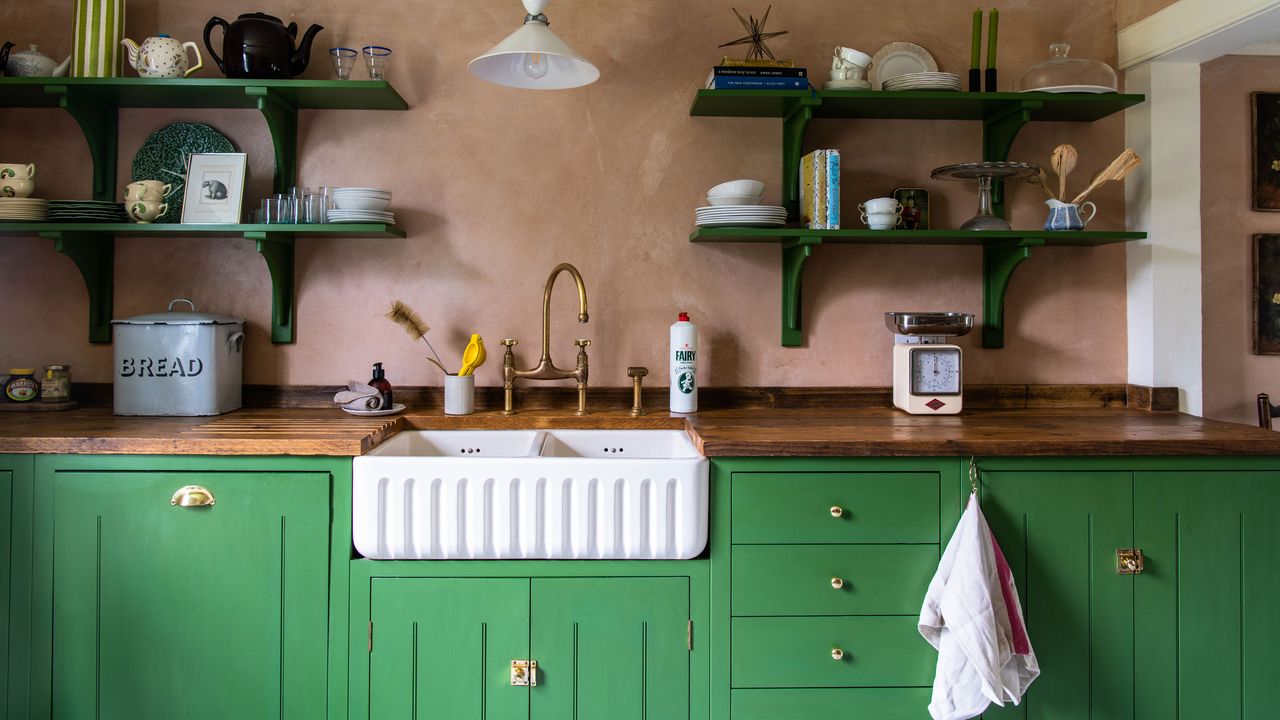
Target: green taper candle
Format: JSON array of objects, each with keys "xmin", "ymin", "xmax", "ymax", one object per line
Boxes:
[
  {"xmin": 987, "ymin": 8, "xmax": 999, "ymax": 69},
  {"xmin": 971, "ymin": 9, "xmax": 982, "ymax": 69}
]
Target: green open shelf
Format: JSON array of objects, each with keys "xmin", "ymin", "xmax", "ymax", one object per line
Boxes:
[
  {"xmin": 689, "ymin": 227, "xmax": 1147, "ymax": 348},
  {"xmin": 689, "ymin": 89, "xmax": 1145, "ymax": 122},
  {"xmin": 1, "ymin": 78, "xmax": 410, "ymax": 344}
]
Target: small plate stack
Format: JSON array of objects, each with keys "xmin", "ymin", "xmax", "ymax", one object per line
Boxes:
[
  {"xmin": 695, "ymin": 205, "xmax": 787, "ymax": 228},
  {"xmin": 824, "ymin": 79, "xmax": 871, "ymax": 91},
  {"xmin": 330, "ymin": 187, "xmax": 395, "ymax": 224},
  {"xmin": 882, "ymin": 72, "xmax": 961, "ymax": 92},
  {"xmin": 0, "ymin": 197, "xmax": 49, "ymax": 222},
  {"xmin": 47, "ymin": 200, "xmax": 128, "ymax": 223}
]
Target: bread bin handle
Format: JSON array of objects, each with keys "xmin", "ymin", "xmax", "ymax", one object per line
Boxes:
[{"xmin": 168, "ymin": 298, "xmax": 196, "ymax": 313}]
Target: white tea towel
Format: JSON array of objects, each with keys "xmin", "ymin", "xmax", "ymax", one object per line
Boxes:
[
  {"xmin": 918, "ymin": 495, "xmax": 1038, "ymax": 720},
  {"xmin": 333, "ymin": 381, "xmax": 383, "ymax": 411}
]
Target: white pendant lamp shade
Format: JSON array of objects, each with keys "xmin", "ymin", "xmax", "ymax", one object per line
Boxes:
[{"xmin": 469, "ymin": 0, "xmax": 599, "ymax": 89}]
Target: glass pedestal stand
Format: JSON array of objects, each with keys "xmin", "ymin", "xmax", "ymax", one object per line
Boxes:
[{"xmin": 930, "ymin": 161, "xmax": 1039, "ymax": 231}]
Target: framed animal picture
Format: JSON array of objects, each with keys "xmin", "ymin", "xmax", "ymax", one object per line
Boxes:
[
  {"xmin": 1255, "ymin": 234, "xmax": 1280, "ymax": 354},
  {"xmin": 180, "ymin": 152, "xmax": 247, "ymax": 224}
]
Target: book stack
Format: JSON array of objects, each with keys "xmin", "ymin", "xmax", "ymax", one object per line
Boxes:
[
  {"xmin": 799, "ymin": 150, "xmax": 840, "ymax": 230},
  {"xmin": 705, "ymin": 57, "xmax": 809, "ymax": 90}
]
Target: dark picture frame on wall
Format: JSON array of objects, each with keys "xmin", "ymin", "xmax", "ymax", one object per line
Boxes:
[
  {"xmin": 1253, "ymin": 93, "xmax": 1280, "ymax": 211},
  {"xmin": 1254, "ymin": 234, "xmax": 1280, "ymax": 354}
]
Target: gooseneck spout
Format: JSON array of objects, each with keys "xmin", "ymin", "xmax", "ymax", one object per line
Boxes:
[
  {"xmin": 540, "ymin": 263, "xmax": 588, "ymax": 363},
  {"xmin": 289, "ymin": 23, "xmax": 324, "ymax": 76},
  {"xmin": 502, "ymin": 262, "xmax": 592, "ymax": 415}
]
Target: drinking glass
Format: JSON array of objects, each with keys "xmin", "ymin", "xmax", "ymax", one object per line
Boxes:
[
  {"xmin": 259, "ymin": 198, "xmax": 277, "ymax": 224},
  {"xmin": 329, "ymin": 47, "xmax": 357, "ymax": 80},
  {"xmin": 363, "ymin": 45, "xmax": 392, "ymax": 80},
  {"xmin": 302, "ymin": 194, "xmax": 327, "ymax": 224},
  {"xmin": 272, "ymin": 193, "xmax": 295, "ymax": 223}
]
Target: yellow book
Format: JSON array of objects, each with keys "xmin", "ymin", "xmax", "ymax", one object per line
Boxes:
[
  {"xmin": 799, "ymin": 152, "xmax": 816, "ymax": 228},
  {"xmin": 720, "ymin": 57, "xmax": 796, "ymax": 68}
]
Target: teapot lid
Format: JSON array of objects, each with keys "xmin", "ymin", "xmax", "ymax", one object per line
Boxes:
[
  {"xmin": 238, "ymin": 12, "xmax": 283, "ymax": 22},
  {"xmin": 157, "ymin": 33, "xmax": 170, "ymax": 38}
]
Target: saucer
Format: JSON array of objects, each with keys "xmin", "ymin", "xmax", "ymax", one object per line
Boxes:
[{"xmin": 341, "ymin": 402, "xmax": 405, "ymax": 417}]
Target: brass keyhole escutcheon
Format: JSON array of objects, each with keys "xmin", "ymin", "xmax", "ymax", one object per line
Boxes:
[
  {"xmin": 510, "ymin": 659, "xmax": 537, "ymax": 686},
  {"xmin": 1116, "ymin": 548, "xmax": 1144, "ymax": 575}
]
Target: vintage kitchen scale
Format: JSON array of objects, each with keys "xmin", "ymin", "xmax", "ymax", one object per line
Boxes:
[{"xmin": 885, "ymin": 312, "xmax": 974, "ymax": 415}]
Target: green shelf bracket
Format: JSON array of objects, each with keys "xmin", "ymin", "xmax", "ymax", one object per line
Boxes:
[
  {"xmin": 46, "ymin": 86, "xmax": 118, "ymax": 202},
  {"xmin": 47, "ymin": 232, "xmax": 114, "ymax": 343},
  {"xmin": 781, "ymin": 237, "xmax": 822, "ymax": 346},
  {"xmin": 982, "ymin": 237, "xmax": 1045, "ymax": 348},
  {"xmin": 982, "ymin": 101, "xmax": 1041, "ymax": 218},
  {"xmin": 781, "ymin": 98, "xmax": 819, "ymax": 220},
  {"xmin": 246, "ymin": 232, "xmax": 296, "ymax": 343},
  {"xmin": 246, "ymin": 86, "xmax": 298, "ymax": 195}
]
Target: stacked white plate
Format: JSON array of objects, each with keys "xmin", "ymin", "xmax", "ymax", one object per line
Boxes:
[
  {"xmin": 882, "ymin": 72, "xmax": 961, "ymax": 92},
  {"xmin": 824, "ymin": 79, "xmax": 871, "ymax": 91},
  {"xmin": 695, "ymin": 205, "xmax": 787, "ymax": 228},
  {"xmin": 333, "ymin": 187, "xmax": 392, "ymax": 211},
  {"xmin": 328, "ymin": 209, "xmax": 396, "ymax": 224},
  {"xmin": 0, "ymin": 197, "xmax": 48, "ymax": 221}
]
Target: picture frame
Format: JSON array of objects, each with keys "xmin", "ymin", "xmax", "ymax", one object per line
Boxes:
[
  {"xmin": 180, "ymin": 152, "xmax": 247, "ymax": 224},
  {"xmin": 1252, "ymin": 93, "xmax": 1280, "ymax": 211},
  {"xmin": 1254, "ymin": 234, "xmax": 1280, "ymax": 354},
  {"xmin": 893, "ymin": 187, "xmax": 930, "ymax": 230}
]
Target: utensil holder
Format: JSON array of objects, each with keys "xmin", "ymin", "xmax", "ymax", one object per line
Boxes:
[{"xmin": 444, "ymin": 374, "xmax": 474, "ymax": 415}]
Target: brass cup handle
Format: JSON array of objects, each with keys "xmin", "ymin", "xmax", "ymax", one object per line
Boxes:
[
  {"xmin": 170, "ymin": 485, "xmax": 215, "ymax": 508},
  {"xmin": 831, "ymin": 647, "xmax": 844, "ymax": 661},
  {"xmin": 830, "ymin": 577, "xmax": 844, "ymax": 590},
  {"xmin": 830, "ymin": 505, "xmax": 844, "ymax": 518}
]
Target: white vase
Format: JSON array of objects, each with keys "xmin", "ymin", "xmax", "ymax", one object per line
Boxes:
[{"xmin": 72, "ymin": 0, "xmax": 126, "ymax": 77}]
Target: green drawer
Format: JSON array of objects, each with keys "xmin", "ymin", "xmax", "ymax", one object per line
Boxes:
[
  {"xmin": 732, "ymin": 472, "xmax": 939, "ymax": 543},
  {"xmin": 732, "ymin": 688, "xmax": 932, "ymax": 719},
  {"xmin": 732, "ymin": 545, "xmax": 937, "ymax": 616},
  {"xmin": 731, "ymin": 616, "xmax": 934, "ymax": 688}
]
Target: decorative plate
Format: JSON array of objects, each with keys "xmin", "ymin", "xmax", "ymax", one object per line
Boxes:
[
  {"xmin": 131, "ymin": 123, "xmax": 235, "ymax": 223},
  {"xmin": 869, "ymin": 42, "xmax": 938, "ymax": 90}
]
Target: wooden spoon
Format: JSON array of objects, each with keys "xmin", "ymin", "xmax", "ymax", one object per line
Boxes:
[
  {"xmin": 1051, "ymin": 144, "xmax": 1078, "ymax": 200},
  {"xmin": 1027, "ymin": 167, "xmax": 1057, "ymax": 200},
  {"xmin": 1071, "ymin": 148, "xmax": 1142, "ymax": 204}
]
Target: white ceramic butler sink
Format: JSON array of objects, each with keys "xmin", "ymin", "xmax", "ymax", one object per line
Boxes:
[{"xmin": 352, "ymin": 430, "xmax": 708, "ymax": 560}]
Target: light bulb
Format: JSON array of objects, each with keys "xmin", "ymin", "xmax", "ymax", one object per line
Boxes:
[{"xmin": 523, "ymin": 52, "xmax": 549, "ymax": 79}]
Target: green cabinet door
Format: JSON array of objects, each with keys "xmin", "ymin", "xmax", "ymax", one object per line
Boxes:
[
  {"xmin": 980, "ymin": 470, "xmax": 1135, "ymax": 719},
  {"xmin": 1134, "ymin": 470, "xmax": 1280, "ymax": 719},
  {"xmin": 0, "ymin": 456, "xmax": 15, "ymax": 715},
  {"xmin": 531, "ymin": 577, "xmax": 689, "ymax": 720},
  {"xmin": 51, "ymin": 470, "xmax": 330, "ymax": 720},
  {"xmin": 370, "ymin": 578, "xmax": 532, "ymax": 719}
]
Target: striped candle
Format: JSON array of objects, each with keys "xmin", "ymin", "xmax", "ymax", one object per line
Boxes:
[{"xmin": 72, "ymin": 0, "xmax": 126, "ymax": 77}]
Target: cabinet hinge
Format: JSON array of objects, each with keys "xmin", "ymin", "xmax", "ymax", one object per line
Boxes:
[
  {"xmin": 687, "ymin": 619, "xmax": 693, "ymax": 651},
  {"xmin": 368, "ymin": 621, "xmax": 373, "ymax": 653}
]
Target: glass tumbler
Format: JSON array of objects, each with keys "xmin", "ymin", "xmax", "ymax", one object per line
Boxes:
[
  {"xmin": 302, "ymin": 194, "xmax": 327, "ymax": 224},
  {"xmin": 363, "ymin": 45, "xmax": 392, "ymax": 80},
  {"xmin": 272, "ymin": 193, "xmax": 295, "ymax": 223},
  {"xmin": 329, "ymin": 47, "xmax": 357, "ymax": 80},
  {"xmin": 259, "ymin": 198, "xmax": 277, "ymax": 224}
]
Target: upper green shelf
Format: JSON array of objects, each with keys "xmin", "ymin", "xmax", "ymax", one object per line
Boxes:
[
  {"xmin": 0, "ymin": 77, "xmax": 407, "ymax": 110},
  {"xmin": 689, "ymin": 89, "xmax": 1145, "ymax": 122},
  {"xmin": 690, "ymin": 227, "xmax": 1145, "ymax": 247},
  {"xmin": 0, "ymin": 222, "xmax": 406, "ymax": 238}
]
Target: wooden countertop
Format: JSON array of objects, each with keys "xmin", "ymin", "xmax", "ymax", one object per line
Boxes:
[{"xmin": 1, "ymin": 405, "xmax": 1278, "ymax": 457}]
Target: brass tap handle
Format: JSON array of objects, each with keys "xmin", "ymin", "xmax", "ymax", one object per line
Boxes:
[
  {"xmin": 628, "ymin": 366, "xmax": 648, "ymax": 417},
  {"xmin": 501, "ymin": 338, "xmax": 518, "ymax": 349},
  {"xmin": 574, "ymin": 338, "xmax": 591, "ymax": 349}
]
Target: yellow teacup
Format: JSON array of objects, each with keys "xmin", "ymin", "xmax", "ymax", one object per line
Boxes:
[
  {"xmin": 0, "ymin": 178, "xmax": 34, "ymax": 198},
  {"xmin": 124, "ymin": 180, "xmax": 173, "ymax": 203},
  {"xmin": 127, "ymin": 200, "xmax": 168, "ymax": 224},
  {"xmin": 0, "ymin": 163, "xmax": 35, "ymax": 181}
]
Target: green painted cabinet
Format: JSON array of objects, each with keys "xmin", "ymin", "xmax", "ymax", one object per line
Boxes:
[
  {"xmin": 367, "ymin": 575, "xmax": 691, "ymax": 720},
  {"xmin": 30, "ymin": 456, "xmax": 342, "ymax": 720},
  {"xmin": 2, "ymin": 454, "xmax": 33, "ymax": 720}
]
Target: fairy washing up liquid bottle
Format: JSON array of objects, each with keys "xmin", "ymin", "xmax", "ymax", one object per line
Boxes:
[{"xmin": 670, "ymin": 312, "xmax": 698, "ymax": 413}]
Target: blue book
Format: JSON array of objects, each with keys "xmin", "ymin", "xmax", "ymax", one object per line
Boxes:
[
  {"xmin": 825, "ymin": 150, "xmax": 840, "ymax": 229},
  {"xmin": 706, "ymin": 77, "xmax": 809, "ymax": 90}
]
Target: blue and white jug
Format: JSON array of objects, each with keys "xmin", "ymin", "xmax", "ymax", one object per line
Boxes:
[{"xmin": 1044, "ymin": 199, "xmax": 1096, "ymax": 231}]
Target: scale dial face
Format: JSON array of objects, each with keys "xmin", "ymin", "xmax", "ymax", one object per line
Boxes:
[{"xmin": 910, "ymin": 347, "xmax": 961, "ymax": 395}]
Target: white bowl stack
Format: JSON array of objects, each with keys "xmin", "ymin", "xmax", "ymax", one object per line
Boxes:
[
  {"xmin": 697, "ymin": 179, "xmax": 785, "ymax": 228},
  {"xmin": 330, "ymin": 187, "xmax": 395, "ymax": 224}
]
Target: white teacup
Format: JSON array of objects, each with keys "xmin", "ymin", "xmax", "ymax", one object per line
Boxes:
[
  {"xmin": 1, "ymin": 178, "xmax": 34, "ymax": 198},
  {"xmin": 0, "ymin": 163, "xmax": 35, "ymax": 182},
  {"xmin": 861, "ymin": 211, "xmax": 901, "ymax": 230},
  {"xmin": 859, "ymin": 197, "xmax": 901, "ymax": 215},
  {"xmin": 124, "ymin": 179, "xmax": 173, "ymax": 203},
  {"xmin": 836, "ymin": 46, "xmax": 871, "ymax": 69},
  {"xmin": 127, "ymin": 199, "xmax": 168, "ymax": 224}
]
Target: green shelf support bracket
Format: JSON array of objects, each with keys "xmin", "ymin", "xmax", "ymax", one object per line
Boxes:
[
  {"xmin": 246, "ymin": 86, "xmax": 298, "ymax": 195},
  {"xmin": 46, "ymin": 86, "xmax": 118, "ymax": 202},
  {"xmin": 781, "ymin": 98, "xmax": 819, "ymax": 221},
  {"xmin": 246, "ymin": 231, "xmax": 296, "ymax": 343},
  {"xmin": 982, "ymin": 101, "xmax": 1041, "ymax": 218},
  {"xmin": 982, "ymin": 237, "xmax": 1045, "ymax": 348},
  {"xmin": 47, "ymin": 232, "xmax": 114, "ymax": 343},
  {"xmin": 781, "ymin": 236, "xmax": 822, "ymax": 346}
]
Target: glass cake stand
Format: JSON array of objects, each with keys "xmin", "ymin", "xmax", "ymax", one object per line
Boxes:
[{"xmin": 930, "ymin": 161, "xmax": 1039, "ymax": 231}]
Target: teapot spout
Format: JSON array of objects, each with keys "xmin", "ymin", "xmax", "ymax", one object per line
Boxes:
[
  {"xmin": 120, "ymin": 38, "xmax": 140, "ymax": 69},
  {"xmin": 289, "ymin": 23, "xmax": 324, "ymax": 76},
  {"xmin": 53, "ymin": 54, "xmax": 72, "ymax": 77}
]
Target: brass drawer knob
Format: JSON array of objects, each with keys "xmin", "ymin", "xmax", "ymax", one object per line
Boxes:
[
  {"xmin": 830, "ymin": 505, "xmax": 844, "ymax": 518},
  {"xmin": 170, "ymin": 485, "xmax": 215, "ymax": 508},
  {"xmin": 831, "ymin": 647, "xmax": 844, "ymax": 661},
  {"xmin": 830, "ymin": 577, "xmax": 844, "ymax": 590}
]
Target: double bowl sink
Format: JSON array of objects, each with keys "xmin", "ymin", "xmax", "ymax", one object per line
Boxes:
[{"xmin": 353, "ymin": 430, "xmax": 709, "ymax": 560}]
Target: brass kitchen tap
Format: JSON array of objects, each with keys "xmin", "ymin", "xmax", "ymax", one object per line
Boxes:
[{"xmin": 502, "ymin": 263, "xmax": 590, "ymax": 415}]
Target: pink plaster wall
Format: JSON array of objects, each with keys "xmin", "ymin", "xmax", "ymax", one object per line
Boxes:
[
  {"xmin": 1117, "ymin": 0, "xmax": 1178, "ymax": 29},
  {"xmin": 0, "ymin": 0, "xmax": 1129, "ymax": 391},
  {"xmin": 1201, "ymin": 55, "xmax": 1280, "ymax": 425}
]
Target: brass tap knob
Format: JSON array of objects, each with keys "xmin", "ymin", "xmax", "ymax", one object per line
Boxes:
[
  {"xmin": 573, "ymin": 339, "xmax": 591, "ymax": 416},
  {"xmin": 628, "ymin": 366, "xmax": 648, "ymax": 417},
  {"xmin": 501, "ymin": 339, "xmax": 519, "ymax": 415}
]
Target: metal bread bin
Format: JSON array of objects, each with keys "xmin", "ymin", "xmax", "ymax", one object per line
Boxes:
[{"xmin": 112, "ymin": 298, "xmax": 245, "ymax": 416}]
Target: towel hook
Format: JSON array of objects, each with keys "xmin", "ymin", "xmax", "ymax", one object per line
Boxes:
[{"xmin": 968, "ymin": 456, "xmax": 979, "ymax": 499}]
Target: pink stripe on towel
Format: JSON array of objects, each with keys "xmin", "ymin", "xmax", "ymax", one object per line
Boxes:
[{"xmin": 991, "ymin": 535, "xmax": 1031, "ymax": 655}]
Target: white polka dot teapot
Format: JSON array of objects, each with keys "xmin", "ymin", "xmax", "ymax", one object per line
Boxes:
[{"xmin": 120, "ymin": 35, "xmax": 203, "ymax": 79}]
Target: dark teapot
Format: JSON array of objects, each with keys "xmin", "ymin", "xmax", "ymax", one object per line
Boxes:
[
  {"xmin": 203, "ymin": 13, "xmax": 322, "ymax": 79},
  {"xmin": 0, "ymin": 42, "xmax": 13, "ymax": 76}
]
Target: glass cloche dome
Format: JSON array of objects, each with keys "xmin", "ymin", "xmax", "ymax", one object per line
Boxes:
[{"xmin": 1017, "ymin": 42, "xmax": 1117, "ymax": 92}]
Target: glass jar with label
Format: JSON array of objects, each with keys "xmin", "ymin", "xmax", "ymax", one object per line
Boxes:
[
  {"xmin": 5, "ymin": 369, "xmax": 39, "ymax": 403},
  {"xmin": 41, "ymin": 365, "xmax": 71, "ymax": 403}
]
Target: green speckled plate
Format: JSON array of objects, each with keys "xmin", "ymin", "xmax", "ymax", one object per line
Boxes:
[{"xmin": 131, "ymin": 123, "xmax": 235, "ymax": 223}]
